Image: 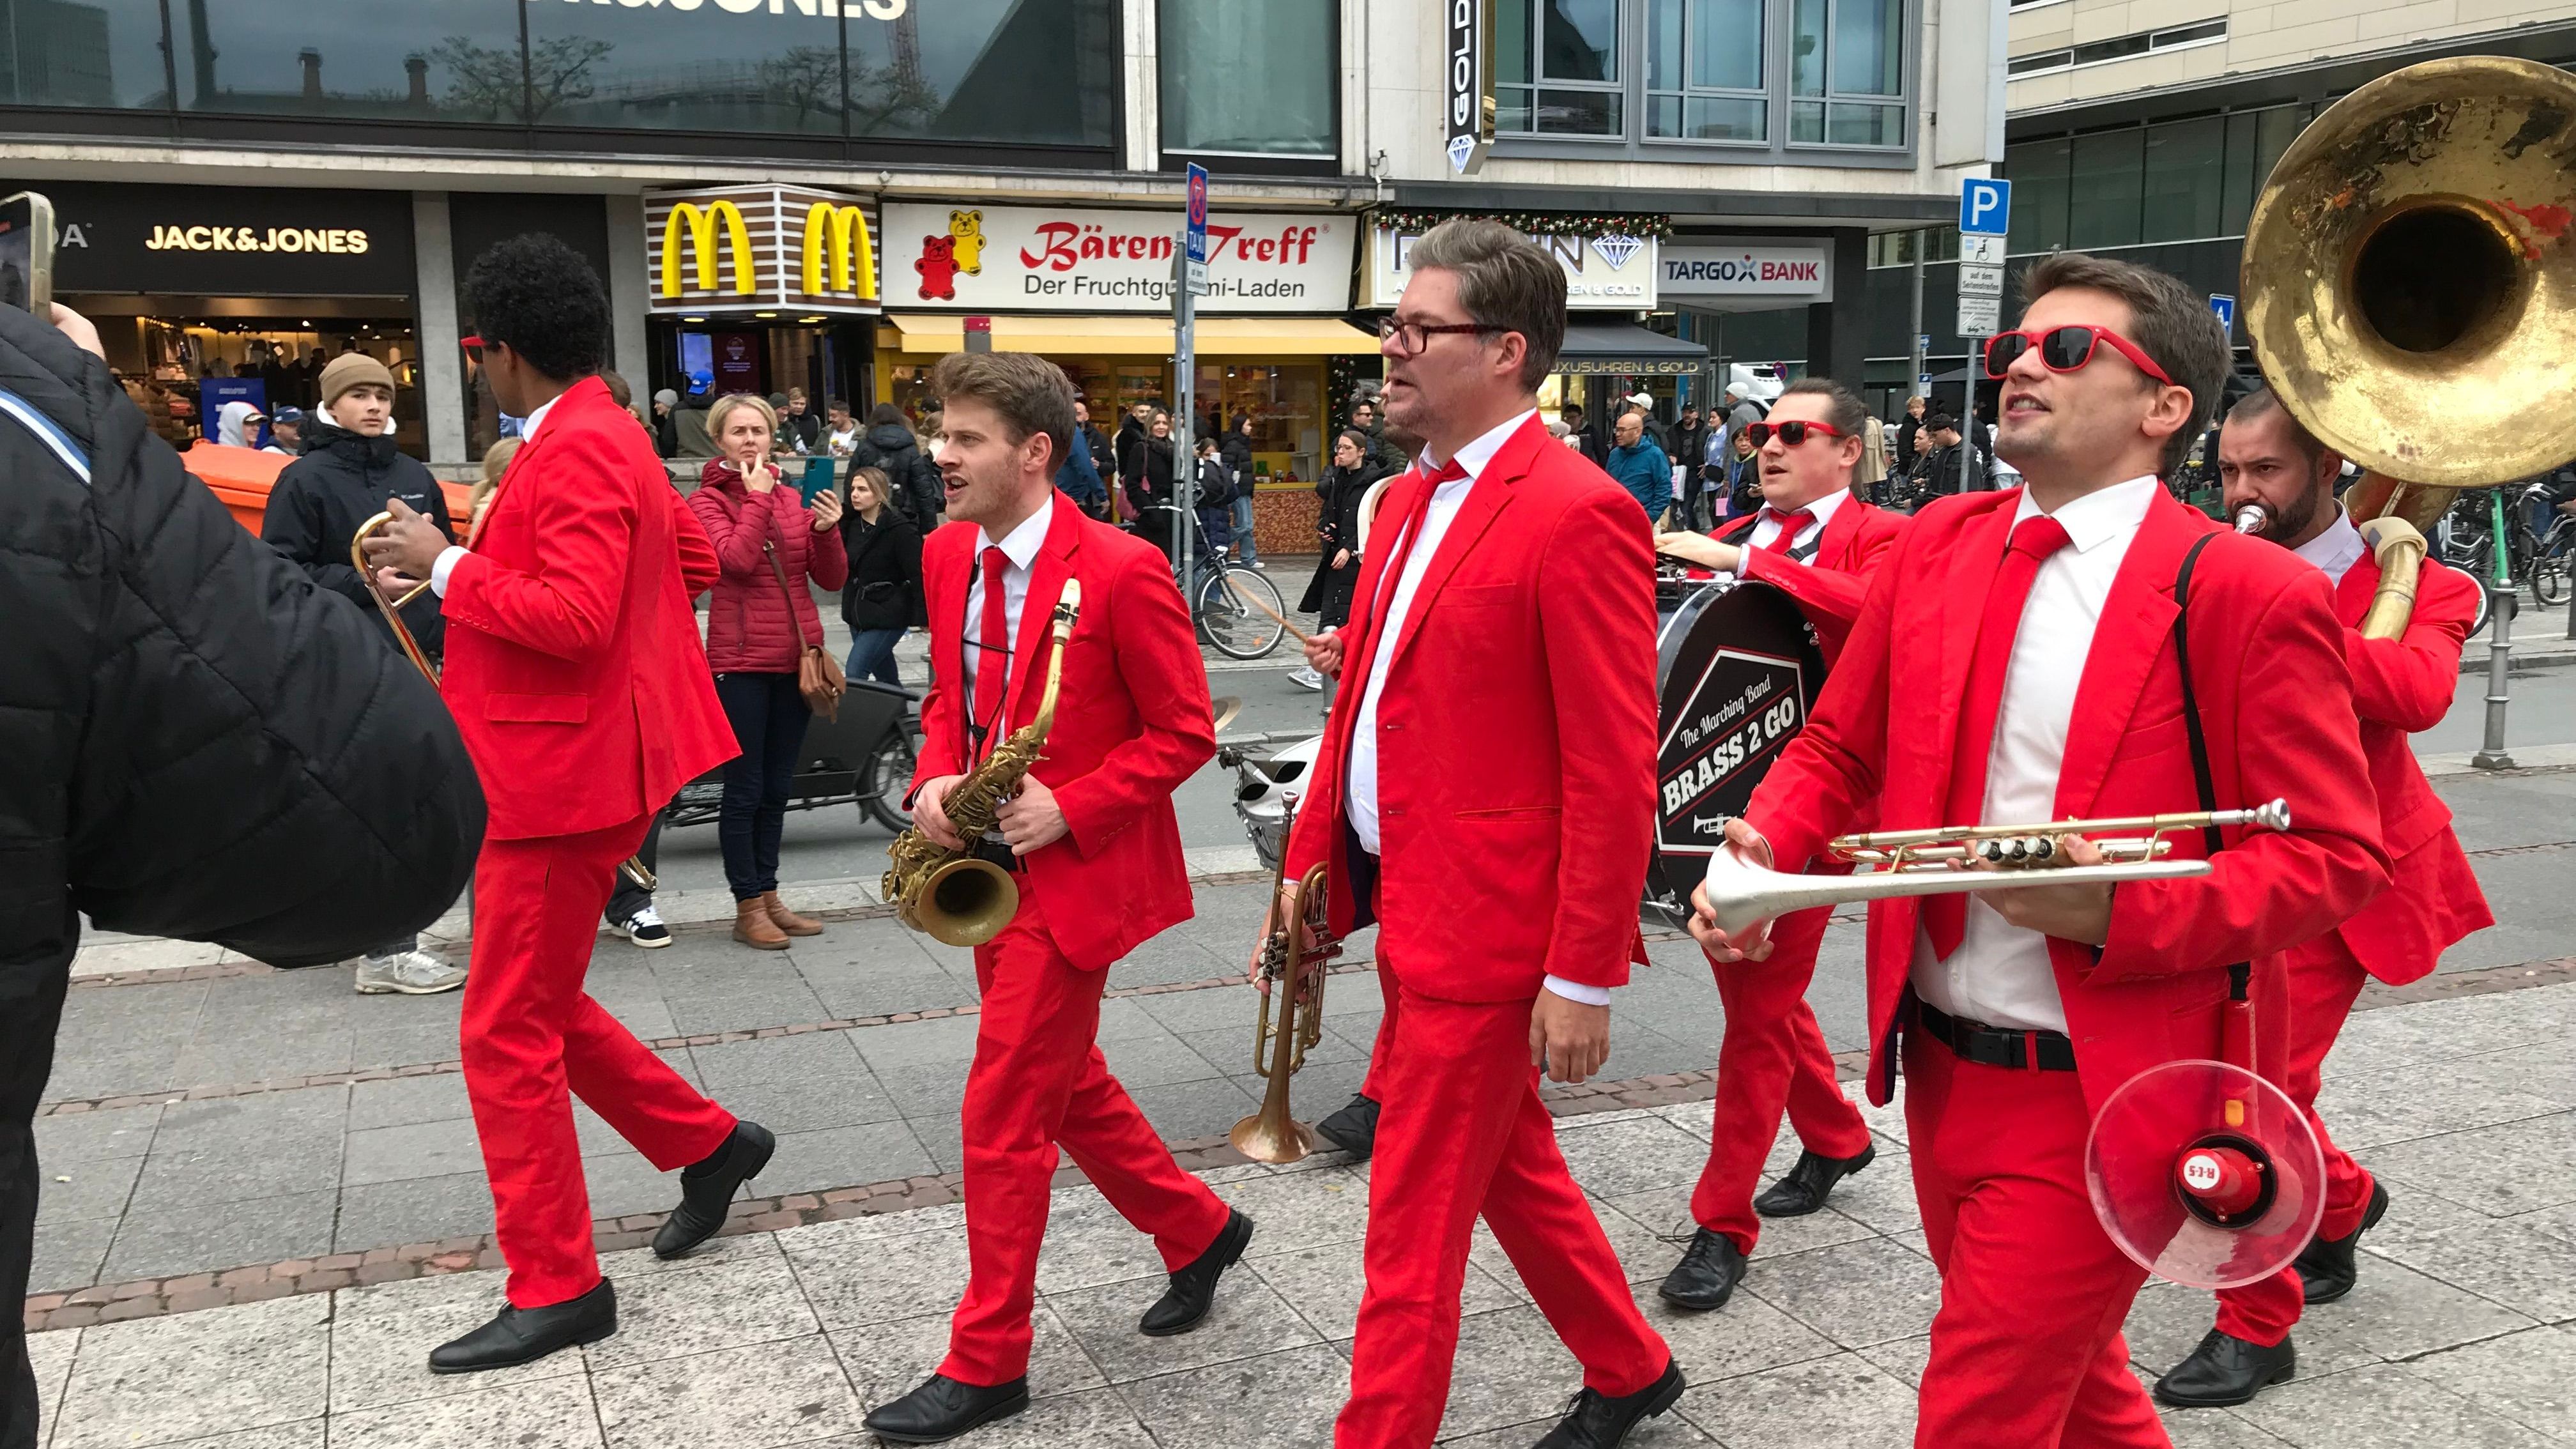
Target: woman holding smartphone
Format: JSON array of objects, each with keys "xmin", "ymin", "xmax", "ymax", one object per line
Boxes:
[
  {"xmin": 836, "ymin": 464, "xmax": 923, "ymax": 687},
  {"xmin": 689, "ymin": 394, "xmax": 848, "ymax": 950}
]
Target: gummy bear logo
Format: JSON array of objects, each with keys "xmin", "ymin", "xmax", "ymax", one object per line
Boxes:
[
  {"xmin": 915, "ymin": 234, "xmax": 960, "ymax": 301},
  {"xmin": 947, "ymin": 210, "xmax": 986, "ymax": 275}
]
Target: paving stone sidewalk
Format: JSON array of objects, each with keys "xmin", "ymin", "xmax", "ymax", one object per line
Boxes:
[{"xmin": 27, "ymin": 979, "xmax": 2576, "ymax": 1449}]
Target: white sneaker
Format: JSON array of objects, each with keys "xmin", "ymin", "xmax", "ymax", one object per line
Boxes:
[
  {"xmin": 623, "ymin": 906, "xmax": 673, "ymax": 949},
  {"xmin": 1287, "ymin": 666, "xmax": 1324, "ymax": 691},
  {"xmin": 354, "ymin": 949, "xmax": 468, "ymax": 995}
]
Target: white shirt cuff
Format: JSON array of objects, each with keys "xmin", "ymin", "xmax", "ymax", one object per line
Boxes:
[
  {"xmin": 1542, "ymin": 975, "xmax": 1612, "ymax": 1006},
  {"xmin": 427, "ymin": 545, "xmax": 468, "ymax": 598}
]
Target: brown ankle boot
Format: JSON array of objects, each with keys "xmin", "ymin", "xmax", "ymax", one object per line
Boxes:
[
  {"xmin": 761, "ymin": 891, "xmax": 824, "ymax": 937},
  {"xmin": 732, "ymin": 898, "xmax": 789, "ymax": 950}
]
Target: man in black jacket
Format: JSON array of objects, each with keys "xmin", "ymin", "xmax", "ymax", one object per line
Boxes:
[
  {"xmin": 261, "ymin": 355, "xmax": 470, "ymax": 995},
  {"xmin": 2, "ymin": 304, "xmax": 483, "ymax": 1449}
]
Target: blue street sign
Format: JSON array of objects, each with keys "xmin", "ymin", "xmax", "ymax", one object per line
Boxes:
[
  {"xmin": 1184, "ymin": 162, "xmax": 1210, "ymax": 265},
  {"xmin": 1959, "ymin": 178, "xmax": 2012, "ymax": 237},
  {"xmin": 2208, "ymin": 293, "xmax": 2237, "ymax": 334}
]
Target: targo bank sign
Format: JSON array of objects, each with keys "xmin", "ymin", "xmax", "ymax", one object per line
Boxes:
[{"xmin": 880, "ymin": 203, "xmax": 1354, "ymax": 313}]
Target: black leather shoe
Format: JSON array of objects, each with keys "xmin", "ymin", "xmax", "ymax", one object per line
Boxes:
[
  {"xmin": 1753, "ymin": 1144, "xmax": 1876, "ymax": 1218},
  {"xmin": 863, "ymin": 1372, "xmax": 1030, "ymax": 1445},
  {"xmin": 2293, "ymin": 1179, "xmax": 2389, "ymax": 1305},
  {"xmin": 1657, "ymin": 1228, "xmax": 1747, "ymax": 1312},
  {"xmin": 1533, "ymin": 1359, "xmax": 1686, "ymax": 1448},
  {"xmin": 2154, "ymin": 1329, "xmax": 2296, "ymax": 1407},
  {"xmin": 1140, "ymin": 1209, "xmax": 1255, "ymax": 1336},
  {"xmin": 653, "ymin": 1120, "xmax": 776, "ymax": 1259},
  {"xmin": 428, "ymin": 1279, "xmax": 616, "ymax": 1374},
  {"xmin": 1315, "ymin": 1092, "xmax": 1381, "ymax": 1160}
]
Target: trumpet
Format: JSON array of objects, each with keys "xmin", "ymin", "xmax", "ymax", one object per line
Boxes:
[
  {"xmin": 1232, "ymin": 792, "xmax": 1338, "ymax": 1164},
  {"xmin": 2232, "ymin": 503, "xmax": 2269, "ymax": 535},
  {"xmin": 352, "ymin": 512, "xmax": 657, "ymax": 892},
  {"xmin": 1699, "ymin": 801, "xmax": 2292, "ymax": 935}
]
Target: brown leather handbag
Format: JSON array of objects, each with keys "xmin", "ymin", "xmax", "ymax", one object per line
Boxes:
[{"xmin": 763, "ymin": 537, "xmax": 845, "ymax": 721}]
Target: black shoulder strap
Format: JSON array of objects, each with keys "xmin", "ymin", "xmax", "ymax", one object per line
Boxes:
[{"xmin": 2172, "ymin": 530, "xmax": 2251, "ymax": 999}]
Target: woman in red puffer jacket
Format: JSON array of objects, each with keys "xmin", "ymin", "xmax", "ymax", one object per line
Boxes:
[{"xmin": 689, "ymin": 393, "xmax": 850, "ymax": 950}]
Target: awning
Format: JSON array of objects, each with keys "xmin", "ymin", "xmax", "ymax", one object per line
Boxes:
[
  {"xmin": 1553, "ymin": 322, "xmax": 1710, "ymax": 376},
  {"xmin": 882, "ymin": 314, "xmax": 1379, "ymax": 357}
]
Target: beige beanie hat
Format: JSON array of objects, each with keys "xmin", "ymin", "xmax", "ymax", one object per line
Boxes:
[{"xmin": 319, "ymin": 351, "xmax": 395, "ymax": 408}]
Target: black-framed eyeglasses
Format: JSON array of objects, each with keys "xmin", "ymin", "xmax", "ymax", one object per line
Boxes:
[{"xmin": 1377, "ymin": 317, "xmax": 1502, "ymax": 356}]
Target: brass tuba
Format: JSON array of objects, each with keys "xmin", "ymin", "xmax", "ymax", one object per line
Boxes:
[
  {"xmin": 2242, "ymin": 55, "xmax": 2576, "ymax": 636},
  {"xmin": 1232, "ymin": 790, "xmax": 1338, "ymax": 1164},
  {"xmin": 882, "ymin": 580, "xmax": 1080, "ymax": 946}
]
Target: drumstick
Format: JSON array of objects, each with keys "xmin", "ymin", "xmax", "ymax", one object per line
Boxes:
[{"xmin": 1223, "ymin": 574, "xmax": 1314, "ymax": 646}]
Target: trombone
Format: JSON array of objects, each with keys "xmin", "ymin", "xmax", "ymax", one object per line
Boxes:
[
  {"xmin": 353, "ymin": 512, "xmax": 657, "ymax": 891},
  {"xmin": 1699, "ymin": 801, "xmax": 2291, "ymax": 935},
  {"xmin": 1232, "ymin": 791, "xmax": 1339, "ymax": 1164}
]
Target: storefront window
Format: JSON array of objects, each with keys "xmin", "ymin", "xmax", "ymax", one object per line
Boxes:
[
  {"xmin": 2068, "ymin": 127, "xmax": 2144, "ymax": 250},
  {"xmin": 172, "ymin": 1, "xmax": 521, "ymax": 122},
  {"xmin": 1197, "ymin": 362, "xmax": 1324, "ymax": 480},
  {"xmin": 2004, "ymin": 135, "xmax": 2071, "ymax": 256},
  {"xmin": 2141, "ymin": 115, "xmax": 2224, "ymax": 245},
  {"xmin": 2222, "ymin": 105, "xmax": 2308, "ymax": 236},
  {"xmin": 1, "ymin": 0, "xmax": 174, "ymax": 109},
  {"xmin": 1159, "ymin": 0, "xmax": 1333, "ymax": 157}
]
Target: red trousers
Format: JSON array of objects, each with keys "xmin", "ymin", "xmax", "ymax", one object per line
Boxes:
[
  {"xmin": 2214, "ymin": 935, "xmax": 2377, "ymax": 1346},
  {"xmin": 1905, "ymin": 1033, "xmax": 2168, "ymax": 1449},
  {"xmin": 1337, "ymin": 973, "xmax": 1670, "ymax": 1449},
  {"xmin": 463, "ymin": 815, "xmax": 736, "ymax": 1308},
  {"xmin": 1693, "ymin": 905, "xmax": 1873, "ymax": 1253},
  {"xmin": 940, "ymin": 905, "xmax": 1231, "ymax": 1386}
]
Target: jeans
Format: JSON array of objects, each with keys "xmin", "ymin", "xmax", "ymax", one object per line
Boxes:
[
  {"xmin": 365, "ymin": 935, "xmax": 419, "ymax": 959},
  {"xmin": 1229, "ymin": 494, "xmax": 1257, "ymax": 563},
  {"xmin": 846, "ymin": 628, "xmax": 905, "ymax": 687},
  {"xmin": 714, "ymin": 671, "xmax": 811, "ymax": 901},
  {"xmin": 2, "ymin": 964, "xmax": 69, "ymax": 1449},
  {"xmin": 1199, "ymin": 505, "xmax": 1233, "ymax": 557},
  {"xmin": 604, "ymin": 811, "xmax": 666, "ymax": 927}
]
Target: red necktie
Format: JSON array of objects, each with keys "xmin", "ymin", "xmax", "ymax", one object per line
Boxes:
[
  {"xmin": 1759, "ymin": 507, "xmax": 1814, "ymax": 556},
  {"xmin": 973, "ymin": 544, "xmax": 1011, "ymax": 732},
  {"xmin": 1924, "ymin": 514, "xmax": 2074, "ymax": 959}
]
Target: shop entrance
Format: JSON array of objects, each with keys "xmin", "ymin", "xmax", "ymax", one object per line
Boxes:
[
  {"xmin": 654, "ymin": 317, "xmax": 872, "ymax": 457},
  {"xmin": 72, "ymin": 293, "xmax": 424, "ymax": 458}
]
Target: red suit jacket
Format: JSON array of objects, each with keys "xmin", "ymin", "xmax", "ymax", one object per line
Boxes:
[
  {"xmin": 2327, "ymin": 551, "xmax": 2491, "ymax": 983},
  {"xmin": 910, "ymin": 499, "xmax": 1213, "ymax": 972},
  {"xmin": 1744, "ymin": 488, "xmax": 2391, "ymax": 1110},
  {"xmin": 439, "ymin": 376, "xmax": 737, "ymax": 840},
  {"xmin": 1713, "ymin": 493, "xmax": 1908, "ymax": 662},
  {"xmin": 1283, "ymin": 413, "xmax": 1658, "ymax": 1003}
]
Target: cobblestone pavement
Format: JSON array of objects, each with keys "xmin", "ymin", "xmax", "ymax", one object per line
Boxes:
[{"xmin": 26, "ymin": 764, "xmax": 2576, "ymax": 1446}]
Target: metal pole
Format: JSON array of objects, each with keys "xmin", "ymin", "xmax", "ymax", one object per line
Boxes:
[
  {"xmin": 1958, "ymin": 332, "xmax": 1982, "ymax": 497},
  {"xmin": 1173, "ymin": 235, "xmax": 1196, "ymax": 601},
  {"xmin": 1908, "ymin": 233, "xmax": 1926, "ymax": 412},
  {"xmin": 2474, "ymin": 489, "xmax": 2517, "ymax": 769}
]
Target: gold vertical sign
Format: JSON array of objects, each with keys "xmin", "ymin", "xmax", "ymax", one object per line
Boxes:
[{"xmin": 1444, "ymin": 0, "xmax": 1496, "ymax": 176}]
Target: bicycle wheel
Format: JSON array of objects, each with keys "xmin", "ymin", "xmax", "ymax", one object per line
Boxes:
[
  {"xmin": 862, "ymin": 723, "xmax": 919, "ymax": 833},
  {"xmin": 1197, "ymin": 566, "xmax": 1287, "ymax": 660},
  {"xmin": 2536, "ymin": 555, "xmax": 2570, "ymax": 608}
]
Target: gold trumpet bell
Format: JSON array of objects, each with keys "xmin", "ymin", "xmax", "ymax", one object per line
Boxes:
[
  {"xmin": 2244, "ymin": 56, "xmax": 2576, "ymax": 510},
  {"xmin": 903, "ymin": 856, "xmax": 1018, "ymax": 947}
]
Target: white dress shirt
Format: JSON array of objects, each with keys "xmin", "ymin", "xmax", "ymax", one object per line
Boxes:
[
  {"xmin": 1713, "ymin": 486, "xmax": 1846, "ymax": 581},
  {"xmin": 1347, "ymin": 409, "xmax": 1599, "ymax": 1005},
  {"xmin": 1908, "ymin": 474, "xmax": 2161, "ymax": 1034},
  {"xmin": 429, "ymin": 392, "xmax": 564, "ymax": 597},
  {"xmin": 2292, "ymin": 505, "xmax": 2366, "ymax": 588},
  {"xmin": 962, "ymin": 493, "xmax": 1056, "ymax": 728}
]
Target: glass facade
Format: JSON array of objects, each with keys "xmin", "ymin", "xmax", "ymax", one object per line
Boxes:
[
  {"xmin": 2005, "ymin": 103, "xmax": 2317, "ymax": 254},
  {"xmin": 3, "ymin": 0, "xmax": 1117, "ymax": 150},
  {"xmin": 1790, "ymin": 0, "xmax": 1903, "ymax": 147},
  {"xmin": 1498, "ymin": 0, "xmax": 1625, "ymax": 137},
  {"xmin": 1159, "ymin": 0, "xmax": 1333, "ymax": 157},
  {"xmin": 1644, "ymin": 0, "xmax": 1765, "ymax": 142}
]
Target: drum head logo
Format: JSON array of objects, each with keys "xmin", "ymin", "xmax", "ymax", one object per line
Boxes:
[{"xmin": 1650, "ymin": 581, "xmax": 1823, "ymax": 912}]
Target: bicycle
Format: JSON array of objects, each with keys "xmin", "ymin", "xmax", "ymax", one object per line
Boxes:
[{"xmin": 1134, "ymin": 503, "xmax": 1291, "ymax": 660}]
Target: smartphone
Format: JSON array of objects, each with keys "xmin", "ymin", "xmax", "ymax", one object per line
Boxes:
[{"xmin": 0, "ymin": 192, "xmax": 54, "ymax": 314}]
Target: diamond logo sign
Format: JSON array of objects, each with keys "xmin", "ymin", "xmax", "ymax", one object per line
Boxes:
[
  {"xmin": 1591, "ymin": 233, "xmax": 1643, "ymax": 271},
  {"xmin": 1446, "ymin": 134, "xmax": 1477, "ymax": 174}
]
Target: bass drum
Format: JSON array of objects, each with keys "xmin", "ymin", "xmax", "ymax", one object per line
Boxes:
[{"xmin": 1646, "ymin": 579, "xmax": 1827, "ymax": 927}]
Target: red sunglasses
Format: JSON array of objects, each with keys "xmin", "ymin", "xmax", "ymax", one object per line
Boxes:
[
  {"xmin": 1983, "ymin": 325, "xmax": 2175, "ymax": 386},
  {"xmin": 1744, "ymin": 420, "xmax": 1843, "ymax": 447}
]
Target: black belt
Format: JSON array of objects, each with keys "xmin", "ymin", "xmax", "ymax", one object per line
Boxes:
[
  {"xmin": 968, "ymin": 836, "xmax": 1024, "ymax": 873},
  {"xmin": 1915, "ymin": 1000, "xmax": 2077, "ymax": 1072}
]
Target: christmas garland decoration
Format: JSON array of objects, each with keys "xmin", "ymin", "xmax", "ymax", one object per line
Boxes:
[{"xmin": 1372, "ymin": 209, "xmax": 1674, "ymax": 239}]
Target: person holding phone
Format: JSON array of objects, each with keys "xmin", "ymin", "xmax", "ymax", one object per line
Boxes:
[
  {"xmin": 838, "ymin": 464, "xmax": 924, "ymax": 687},
  {"xmin": 691, "ymin": 393, "xmax": 848, "ymax": 949}
]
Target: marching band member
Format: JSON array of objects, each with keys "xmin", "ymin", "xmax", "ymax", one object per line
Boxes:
[
  {"xmin": 1690, "ymin": 253, "xmax": 2388, "ymax": 1448},
  {"xmin": 2152, "ymin": 387, "xmax": 2492, "ymax": 1407},
  {"xmin": 361, "ymin": 236, "xmax": 767, "ymax": 1370},
  {"xmin": 864, "ymin": 352, "xmax": 1246, "ymax": 1445},
  {"xmin": 1278, "ymin": 220, "xmax": 1682, "ymax": 1449},
  {"xmin": 1648, "ymin": 378, "xmax": 1906, "ymax": 1310}
]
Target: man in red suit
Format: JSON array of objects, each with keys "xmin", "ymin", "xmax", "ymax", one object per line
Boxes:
[
  {"xmin": 1277, "ymin": 219, "xmax": 1680, "ymax": 1449},
  {"xmin": 1646, "ymin": 377, "xmax": 1906, "ymax": 1311},
  {"xmin": 863, "ymin": 351, "xmax": 1245, "ymax": 1445},
  {"xmin": 2152, "ymin": 386, "xmax": 2492, "ymax": 1407},
  {"xmin": 363, "ymin": 235, "xmax": 768, "ymax": 1371},
  {"xmin": 1689, "ymin": 252, "xmax": 2388, "ymax": 1449}
]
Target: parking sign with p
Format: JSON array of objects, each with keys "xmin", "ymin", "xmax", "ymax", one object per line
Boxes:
[{"xmin": 1959, "ymin": 178, "xmax": 2012, "ymax": 238}]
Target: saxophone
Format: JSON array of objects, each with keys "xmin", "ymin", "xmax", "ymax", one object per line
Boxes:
[{"xmin": 882, "ymin": 580, "xmax": 1082, "ymax": 946}]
